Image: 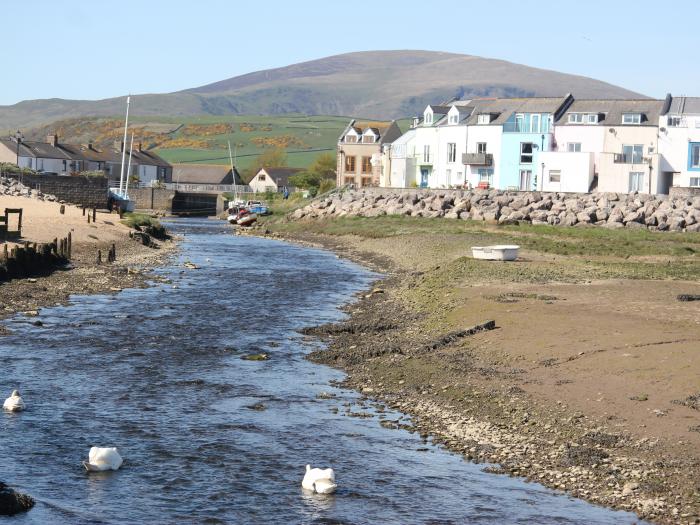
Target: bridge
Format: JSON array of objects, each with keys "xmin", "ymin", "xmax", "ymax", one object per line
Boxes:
[{"xmin": 127, "ymin": 184, "xmax": 255, "ymax": 216}]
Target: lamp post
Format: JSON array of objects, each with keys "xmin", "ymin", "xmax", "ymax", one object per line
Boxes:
[{"xmin": 14, "ymin": 130, "xmax": 23, "ymax": 167}]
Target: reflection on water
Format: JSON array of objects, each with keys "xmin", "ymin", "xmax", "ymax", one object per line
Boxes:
[{"xmin": 0, "ymin": 218, "xmax": 643, "ymax": 524}]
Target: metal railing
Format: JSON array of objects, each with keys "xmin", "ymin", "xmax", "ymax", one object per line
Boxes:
[
  {"xmin": 162, "ymin": 183, "xmax": 252, "ymax": 193},
  {"xmin": 462, "ymin": 153, "xmax": 493, "ymax": 166}
]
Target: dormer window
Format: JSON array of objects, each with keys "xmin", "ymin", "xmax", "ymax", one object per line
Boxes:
[
  {"xmin": 449, "ymin": 114, "xmax": 459, "ymax": 125},
  {"xmin": 622, "ymin": 113, "xmax": 642, "ymax": 125},
  {"xmin": 362, "ymin": 134, "xmax": 376, "ymax": 144},
  {"xmin": 477, "ymin": 114, "xmax": 491, "ymax": 125},
  {"xmin": 568, "ymin": 113, "xmax": 599, "ymax": 124},
  {"xmin": 424, "ymin": 111, "xmax": 433, "ymax": 125}
]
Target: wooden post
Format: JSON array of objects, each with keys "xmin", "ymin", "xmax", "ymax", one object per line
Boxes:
[
  {"xmin": 52, "ymin": 237, "xmax": 58, "ymax": 256},
  {"xmin": 2, "ymin": 244, "xmax": 7, "ymax": 261},
  {"xmin": 82, "ymin": 206, "xmax": 86, "ymax": 216},
  {"xmin": 59, "ymin": 204, "xmax": 65, "ymax": 215},
  {"xmin": 92, "ymin": 207, "xmax": 97, "ymax": 222},
  {"xmin": 96, "ymin": 250, "xmax": 102, "ymax": 265},
  {"xmin": 87, "ymin": 214, "xmax": 91, "ymax": 224},
  {"xmin": 67, "ymin": 232, "xmax": 72, "ymax": 259}
]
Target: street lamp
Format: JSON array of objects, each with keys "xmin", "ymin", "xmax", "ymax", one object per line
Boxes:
[{"xmin": 14, "ymin": 130, "xmax": 23, "ymax": 167}]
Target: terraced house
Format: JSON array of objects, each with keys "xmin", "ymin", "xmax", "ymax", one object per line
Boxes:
[
  {"xmin": 658, "ymin": 95, "xmax": 700, "ymax": 191},
  {"xmin": 336, "ymin": 120, "xmax": 402, "ymax": 187}
]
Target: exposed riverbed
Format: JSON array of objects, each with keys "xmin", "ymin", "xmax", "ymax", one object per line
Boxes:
[{"xmin": 1, "ymin": 218, "xmax": 645, "ymax": 524}]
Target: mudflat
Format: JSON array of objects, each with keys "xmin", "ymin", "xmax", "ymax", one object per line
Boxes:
[{"xmin": 260, "ymin": 214, "xmax": 700, "ymax": 524}]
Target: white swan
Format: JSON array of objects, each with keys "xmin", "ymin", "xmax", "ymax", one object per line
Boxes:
[
  {"xmin": 83, "ymin": 447, "xmax": 123, "ymax": 472},
  {"xmin": 301, "ymin": 464, "xmax": 337, "ymax": 494},
  {"xmin": 3, "ymin": 390, "xmax": 25, "ymax": 412}
]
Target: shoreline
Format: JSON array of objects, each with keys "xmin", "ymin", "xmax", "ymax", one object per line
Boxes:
[{"xmin": 256, "ymin": 226, "xmax": 699, "ymax": 525}]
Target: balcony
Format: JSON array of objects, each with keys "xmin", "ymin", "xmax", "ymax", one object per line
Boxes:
[
  {"xmin": 462, "ymin": 152, "xmax": 493, "ymax": 166},
  {"xmin": 418, "ymin": 156, "xmax": 432, "ymax": 166},
  {"xmin": 613, "ymin": 154, "xmax": 651, "ymax": 164}
]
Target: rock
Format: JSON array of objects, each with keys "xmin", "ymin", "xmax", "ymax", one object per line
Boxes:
[
  {"xmin": 0, "ymin": 482, "xmax": 35, "ymax": 516},
  {"xmin": 622, "ymin": 482, "xmax": 639, "ymax": 497},
  {"xmin": 241, "ymin": 353, "xmax": 269, "ymax": 361}
]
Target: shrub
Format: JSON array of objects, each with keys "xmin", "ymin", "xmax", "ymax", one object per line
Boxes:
[
  {"xmin": 0, "ymin": 162, "xmax": 35, "ymax": 175},
  {"xmin": 319, "ymin": 179, "xmax": 336, "ymax": 195},
  {"xmin": 79, "ymin": 170, "xmax": 106, "ymax": 178}
]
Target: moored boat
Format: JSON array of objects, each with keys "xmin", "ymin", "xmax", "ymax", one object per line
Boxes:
[{"xmin": 471, "ymin": 245, "xmax": 520, "ymax": 261}]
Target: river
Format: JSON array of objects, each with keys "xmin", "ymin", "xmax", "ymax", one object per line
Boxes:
[{"xmin": 1, "ymin": 218, "xmax": 644, "ymax": 524}]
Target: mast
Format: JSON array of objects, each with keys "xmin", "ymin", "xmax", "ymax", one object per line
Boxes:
[
  {"xmin": 118, "ymin": 95, "xmax": 131, "ymax": 196},
  {"xmin": 124, "ymin": 133, "xmax": 135, "ymax": 199},
  {"xmin": 227, "ymin": 140, "xmax": 237, "ymax": 203}
]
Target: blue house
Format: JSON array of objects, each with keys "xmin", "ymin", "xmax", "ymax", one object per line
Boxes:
[{"xmin": 498, "ymin": 95, "xmax": 574, "ymax": 190}]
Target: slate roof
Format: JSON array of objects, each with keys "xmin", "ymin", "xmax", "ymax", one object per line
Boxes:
[
  {"xmin": 666, "ymin": 96, "xmax": 700, "ymax": 115},
  {"xmin": 0, "ymin": 138, "xmax": 73, "ymax": 160},
  {"xmin": 558, "ymin": 99, "xmax": 665, "ymax": 126},
  {"xmin": 463, "ymin": 97, "xmax": 571, "ymax": 126},
  {"xmin": 171, "ymin": 164, "xmax": 242, "ymax": 185}
]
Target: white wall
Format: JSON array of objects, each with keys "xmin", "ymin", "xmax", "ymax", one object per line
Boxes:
[
  {"xmin": 411, "ymin": 125, "xmax": 439, "ymax": 188},
  {"xmin": 599, "ymin": 126, "xmax": 660, "ymax": 194},
  {"xmin": 539, "ymin": 152, "xmax": 594, "ymax": 193},
  {"xmin": 658, "ymin": 115, "xmax": 700, "ymax": 188},
  {"xmin": 249, "ymin": 169, "xmax": 278, "ymax": 193},
  {"xmin": 465, "ymin": 126, "xmax": 502, "ymax": 188},
  {"xmin": 433, "ymin": 124, "xmax": 468, "ymax": 188},
  {"xmin": 553, "ymin": 125, "xmax": 605, "ymax": 173}
]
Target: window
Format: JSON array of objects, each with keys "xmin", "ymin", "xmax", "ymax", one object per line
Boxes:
[
  {"xmin": 362, "ymin": 134, "xmax": 375, "ymax": 144},
  {"xmin": 476, "ymin": 142, "xmax": 487, "ymax": 154},
  {"xmin": 549, "ymin": 170, "xmax": 561, "ymax": 183},
  {"xmin": 531, "ymin": 114, "xmax": 541, "ymax": 133},
  {"xmin": 449, "ymin": 114, "xmax": 459, "ymax": 124},
  {"xmin": 515, "ymin": 114, "xmax": 525, "ymax": 132},
  {"xmin": 569, "ymin": 113, "xmax": 598, "ymax": 124},
  {"xmin": 424, "ymin": 112, "xmax": 433, "ymax": 125},
  {"xmin": 668, "ymin": 116, "xmax": 683, "ymax": 127},
  {"xmin": 423, "ymin": 145, "xmax": 431, "ymax": 163},
  {"xmin": 477, "ymin": 114, "xmax": 491, "ymax": 125},
  {"xmin": 258, "ymin": 174, "xmax": 266, "ymax": 180},
  {"xmin": 690, "ymin": 143, "xmax": 700, "ymax": 169},
  {"xmin": 345, "ymin": 155, "xmax": 356, "ymax": 172},
  {"xmin": 520, "ymin": 142, "xmax": 534, "ymax": 163},
  {"xmin": 345, "ymin": 135, "xmax": 357, "ymax": 143},
  {"xmin": 567, "ymin": 143, "xmax": 582, "ymax": 152},
  {"xmin": 622, "ymin": 113, "xmax": 642, "ymax": 125},
  {"xmin": 446, "ymin": 169, "xmax": 452, "ymax": 185},
  {"xmin": 478, "ymin": 168, "xmax": 494, "ymax": 184},
  {"xmin": 690, "ymin": 177, "xmax": 700, "ymax": 187},
  {"xmin": 361, "ymin": 176, "xmax": 373, "ymax": 187},
  {"xmin": 361, "ymin": 156, "xmax": 372, "ymax": 174},
  {"xmin": 622, "ymin": 144, "xmax": 643, "ymax": 163},
  {"xmin": 629, "ymin": 172, "xmax": 645, "ymax": 192},
  {"xmin": 447, "ymin": 143, "xmax": 456, "ymax": 163},
  {"xmin": 343, "ymin": 176, "xmax": 355, "ymax": 185}
]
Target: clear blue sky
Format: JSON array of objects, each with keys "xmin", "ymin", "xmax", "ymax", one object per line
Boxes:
[{"xmin": 2, "ymin": 0, "xmax": 697, "ymax": 105}]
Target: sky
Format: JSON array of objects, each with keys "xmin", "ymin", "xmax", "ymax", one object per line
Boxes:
[{"xmin": 1, "ymin": 0, "xmax": 697, "ymax": 105}]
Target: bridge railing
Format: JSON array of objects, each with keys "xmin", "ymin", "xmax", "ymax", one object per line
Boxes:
[{"xmin": 161, "ymin": 183, "xmax": 253, "ymax": 193}]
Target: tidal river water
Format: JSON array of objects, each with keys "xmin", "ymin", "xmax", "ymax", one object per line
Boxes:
[{"xmin": 1, "ymin": 218, "xmax": 644, "ymax": 524}]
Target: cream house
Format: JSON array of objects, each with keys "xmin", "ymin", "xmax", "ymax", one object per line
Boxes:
[
  {"xmin": 658, "ymin": 96, "xmax": 700, "ymax": 190},
  {"xmin": 249, "ymin": 167, "xmax": 302, "ymax": 193}
]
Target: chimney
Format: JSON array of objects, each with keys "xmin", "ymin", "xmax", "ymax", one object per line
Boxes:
[
  {"xmin": 114, "ymin": 140, "xmax": 124, "ymax": 152},
  {"xmin": 138, "ymin": 142, "xmax": 142, "ymax": 152},
  {"xmin": 412, "ymin": 117, "xmax": 420, "ymax": 129},
  {"xmin": 87, "ymin": 142, "xmax": 93, "ymax": 150},
  {"xmin": 47, "ymin": 134, "xmax": 58, "ymax": 147}
]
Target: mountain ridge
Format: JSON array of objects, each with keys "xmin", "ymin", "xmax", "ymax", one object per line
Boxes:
[{"xmin": 0, "ymin": 50, "xmax": 645, "ymax": 130}]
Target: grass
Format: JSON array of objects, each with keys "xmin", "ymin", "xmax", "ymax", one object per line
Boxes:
[
  {"xmin": 121, "ymin": 212, "xmax": 161, "ymax": 229},
  {"xmin": 261, "ymin": 214, "xmax": 700, "ymax": 259}
]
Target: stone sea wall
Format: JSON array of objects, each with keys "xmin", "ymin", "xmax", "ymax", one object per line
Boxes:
[{"xmin": 291, "ymin": 189, "xmax": 700, "ymax": 232}]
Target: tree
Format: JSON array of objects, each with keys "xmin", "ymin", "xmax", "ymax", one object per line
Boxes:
[
  {"xmin": 288, "ymin": 171, "xmax": 322, "ymax": 190},
  {"xmin": 256, "ymin": 147, "xmax": 287, "ymax": 169},
  {"xmin": 307, "ymin": 153, "xmax": 336, "ymax": 180}
]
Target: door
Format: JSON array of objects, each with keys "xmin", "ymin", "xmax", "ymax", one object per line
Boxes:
[
  {"xmin": 420, "ymin": 168, "xmax": 429, "ymax": 188},
  {"xmin": 519, "ymin": 170, "xmax": 532, "ymax": 191}
]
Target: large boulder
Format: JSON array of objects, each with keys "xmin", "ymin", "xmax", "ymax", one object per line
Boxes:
[{"xmin": 0, "ymin": 483, "xmax": 34, "ymax": 516}]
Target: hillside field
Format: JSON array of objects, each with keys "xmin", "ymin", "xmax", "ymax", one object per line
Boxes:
[{"xmin": 27, "ymin": 114, "xmax": 384, "ymax": 173}]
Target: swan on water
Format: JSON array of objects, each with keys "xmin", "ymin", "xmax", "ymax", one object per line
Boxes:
[
  {"xmin": 3, "ymin": 390, "xmax": 25, "ymax": 412},
  {"xmin": 83, "ymin": 447, "xmax": 123, "ymax": 472},
  {"xmin": 301, "ymin": 465, "xmax": 337, "ymax": 494}
]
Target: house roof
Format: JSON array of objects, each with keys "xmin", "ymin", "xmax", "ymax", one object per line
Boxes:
[
  {"xmin": 131, "ymin": 148, "xmax": 171, "ymax": 168},
  {"xmin": 0, "ymin": 138, "xmax": 73, "ymax": 160},
  {"xmin": 171, "ymin": 164, "xmax": 241, "ymax": 184},
  {"xmin": 558, "ymin": 99, "xmax": 665, "ymax": 126},
  {"xmin": 257, "ymin": 167, "xmax": 303, "ymax": 187},
  {"xmin": 463, "ymin": 96, "xmax": 572, "ymax": 125},
  {"xmin": 339, "ymin": 119, "xmax": 396, "ymax": 142},
  {"xmin": 667, "ymin": 96, "xmax": 700, "ymax": 115}
]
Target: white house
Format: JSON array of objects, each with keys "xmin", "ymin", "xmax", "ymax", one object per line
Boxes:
[
  {"xmin": 410, "ymin": 105, "xmax": 450, "ymax": 188},
  {"xmin": 249, "ymin": 167, "xmax": 302, "ymax": 193},
  {"xmin": 432, "ymin": 104, "xmax": 474, "ymax": 188},
  {"xmin": 658, "ymin": 96, "xmax": 700, "ymax": 190},
  {"xmin": 0, "ymin": 135, "xmax": 75, "ymax": 174},
  {"xmin": 382, "ymin": 129, "xmax": 417, "ymax": 188}
]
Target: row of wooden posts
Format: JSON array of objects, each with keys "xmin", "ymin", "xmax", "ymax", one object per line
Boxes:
[{"xmin": 0, "ymin": 233, "xmax": 72, "ymax": 281}]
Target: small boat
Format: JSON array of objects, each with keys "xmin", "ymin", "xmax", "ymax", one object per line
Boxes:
[
  {"xmin": 237, "ymin": 210, "xmax": 257, "ymax": 227},
  {"xmin": 246, "ymin": 200, "xmax": 270, "ymax": 215},
  {"xmin": 471, "ymin": 245, "xmax": 520, "ymax": 261}
]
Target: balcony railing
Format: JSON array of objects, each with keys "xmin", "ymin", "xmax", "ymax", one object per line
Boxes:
[
  {"xmin": 462, "ymin": 152, "xmax": 493, "ymax": 166},
  {"xmin": 613, "ymin": 154, "xmax": 650, "ymax": 164}
]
